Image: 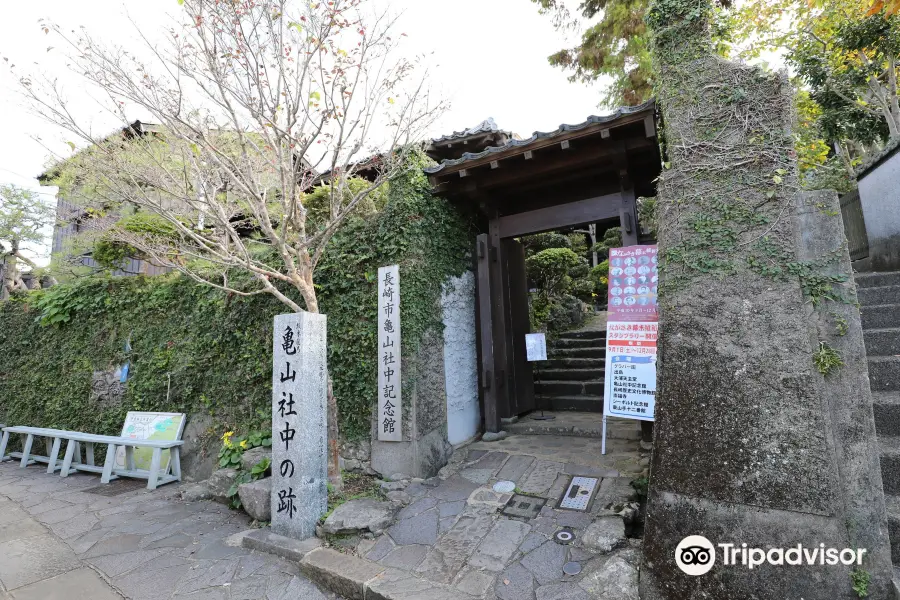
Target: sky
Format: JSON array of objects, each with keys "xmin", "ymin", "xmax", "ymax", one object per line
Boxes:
[{"xmin": 0, "ymin": 0, "xmax": 614, "ymax": 265}]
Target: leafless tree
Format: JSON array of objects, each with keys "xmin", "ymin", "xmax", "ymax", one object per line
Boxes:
[{"xmin": 17, "ymin": 0, "xmax": 443, "ymax": 314}]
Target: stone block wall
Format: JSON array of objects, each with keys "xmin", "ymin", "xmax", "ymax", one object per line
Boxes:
[{"xmin": 858, "ymin": 141, "xmax": 900, "ymax": 272}]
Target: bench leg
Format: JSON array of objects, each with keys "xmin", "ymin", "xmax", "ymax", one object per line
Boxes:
[
  {"xmin": 125, "ymin": 446, "xmax": 136, "ymax": 472},
  {"xmin": 19, "ymin": 434, "xmax": 34, "ymax": 469},
  {"xmin": 46, "ymin": 437, "xmax": 62, "ymax": 474},
  {"xmin": 0, "ymin": 430, "xmax": 9, "ymax": 462},
  {"xmin": 147, "ymin": 448, "xmax": 162, "ymax": 490},
  {"xmin": 170, "ymin": 447, "xmax": 182, "ymax": 482},
  {"xmin": 73, "ymin": 442, "xmax": 82, "ymax": 465},
  {"xmin": 85, "ymin": 443, "xmax": 95, "ymax": 466},
  {"xmin": 60, "ymin": 439, "xmax": 77, "ymax": 478},
  {"xmin": 101, "ymin": 444, "xmax": 117, "ymax": 484},
  {"xmin": 45, "ymin": 437, "xmax": 53, "ymax": 458}
]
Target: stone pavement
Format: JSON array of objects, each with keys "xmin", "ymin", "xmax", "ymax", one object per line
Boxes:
[
  {"xmin": 323, "ymin": 429, "xmax": 648, "ymax": 599},
  {"xmin": 0, "ymin": 462, "xmax": 342, "ymax": 600}
]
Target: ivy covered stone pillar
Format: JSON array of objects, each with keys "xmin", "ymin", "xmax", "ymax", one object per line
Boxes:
[{"xmin": 641, "ymin": 0, "xmax": 894, "ymax": 598}]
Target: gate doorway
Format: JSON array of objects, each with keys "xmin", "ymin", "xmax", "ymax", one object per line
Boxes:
[{"xmin": 425, "ymin": 103, "xmax": 662, "ymax": 433}]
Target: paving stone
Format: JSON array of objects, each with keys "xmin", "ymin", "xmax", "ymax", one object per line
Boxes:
[
  {"xmin": 455, "ymin": 566, "xmax": 496, "ymax": 596},
  {"xmin": 267, "ymin": 574, "xmax": 330, "ymax": 600},
  {"xmin": 403, "ymin": 482, "xmax": 428, "ymax": 498},
  {"xmin": 460, "ymin": 468, "xmax": 494, "ymax": 485},
  {"xmin": 10, "ymin": 567, "xmax": 122, "ymax": 600},
  {"xmin": 380, "ymin": 544, "xmax": 429, "ymax": 569},
  {"xmin": 546, "ymin": 474, "xmax": 570, "ymax": 502},
  {"xmin": 415, "ymin": 511, "xmax": 495, "ymax": 584},
  {"xmin": 578, "ymin": 555, "xmax": 638, "ymax": 600},
  {"xmin": 0, "ymin": 534, "xmax": 82, "ymax": 590},
  {"xmin": 564, "ymin": 463, "xmax": 619, "ymax": 478},
  {"xmin": 568, "ymin": 546, "xmax": 594, "ymax": 562},
  {"xmin": 366, "ymin": 535, "xmax": 396, "ymax": 561},
  {"xmin": 68, "ymin": 526, "xmax": 110, "ymax": 555},
  {"xmin": 438, "ymin": 517, "xmax": 457, "ymax": 534},
  {"xmin": 398, "ymin": 496, "xmax": 438, "ymax": 520},
  {"xmin": 178, "ymin": 558, "xmax": 241, "ymax": 593},
  {"xmin": 144, "ymin": 532, "xmax": 195, "ymax": 549},
  {"xmin": 519, "ymin": 532, "xmax": 548, "ymax": 554},
  {"xmin": 495, "ymin": 562, "xmax": 535, "ymax": 600},
  {"xmin": 50, "ymin": 515, "xmax": 98, "ymax": 540},
  {"xmin": 580, "ymin": 516, "xmax": 626, "ymax": 554},
  {"xmin": 429, "ymin": 476, "xmax": 481, "ymax": 503},
  {"xmin": 0, "ymin": 517, "xmax": 47, "ymax": 544},
  {"xmin": 388, "ymin": 508, "xmax": 439, "ymax": 546},
  {"xmin": 496, "ymin": 455, "xmax": 535, "ymax": 483},
  {"xmin": 438, "ymin": 501, "xmax": 465, "ymax": 518},
  {"xmin": 520, "ymin": 540, "xmax": 568, "ymax": 585},
  {"xmin": 367, "ymin": 566, "xmax": 478, "ymax": 600},
  {"xmin": 466, "ymin": 450, "xmax": 488, "ymax": 462},
  {"xmin": 193, "ymin": 540, "xmax": 244, "ymax": 560},
  {"xmin": 556, "ymin": 511, "xmax": 592, "ymax": 529},
  {"xmin": 468, "ymin": 519, "xmax": 532, "ymax": 572},
  {"xmin": 87, "ymin": 548, "xmax": 167, "ymax": 577},
  {"xmin": 173, "ymin": 586, "xmax": 229, "ymax": 600},
  {"xmin": 535, "ymin": 582, "xmax": 590, "ymax": 600},
  {"xmin": 519, "ymin": 461, "xmax": 564, "ymax": 496},
  {"xmin": 83, "ymin": 533, "xmax": 145, "ymax": 558}
]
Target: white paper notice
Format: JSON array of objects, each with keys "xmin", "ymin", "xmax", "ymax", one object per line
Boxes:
[{"xmin": 525, "ymin": 333, "xmax": 547, "ymax": 362}]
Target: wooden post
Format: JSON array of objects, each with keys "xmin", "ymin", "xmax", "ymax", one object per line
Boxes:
[{"xmin": 476, "ymin": 233, "xmax": 501, "ymax": 433}]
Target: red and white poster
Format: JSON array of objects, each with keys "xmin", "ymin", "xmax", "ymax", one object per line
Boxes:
[
  {"xmin": 606, "ymin": 245, "xmax": 658, "ymax": 322},
  {"xmin": 603, "ymin": 245, "xmax": 659, "ymax": 452}
]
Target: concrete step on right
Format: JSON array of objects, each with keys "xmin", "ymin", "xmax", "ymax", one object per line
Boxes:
[
  {"xmin": 870, "ymin": 356, "xmax": 900, "ymax": 392},
  {"xmin": 556, "ymin": 330, "xmax": 607, "ymax": 341},
  {"xmin": 538, "ymin": 357, "xmax": 605, "ymax": 370},
  {"xmin": 534, "ymin": 380, "xmax": 605, "ymax": 396},
  {"xmin": 858, "ymin": 285, "xmax": 900, "ymax": 307},
  {"xmin": 886, "ymin": 494, "xmax": 900, "ymax": 565},
  {"xmin": 874, "ymin": 393, "xmax": 900, "ymax": 437},
  {"xmin": 865, "ymin": 328, "xmax": 900, "ymax": 357},
  {"xmin": 879, "ymin": 436, "xmax": 900, "ymax": 496},
  {"xmin": 533, "ymin": 368, "xmax": 604, "ymax": 382},
  {"xmin": 535, "ymin": 394, "xmax": 605, "ymax": 413},
  {"xmin": 552, "ymin": 337, "xmax": 605, "ymax": 349},
  {"xmin": 863, "ymin": 304, "xmax": 900, "ymax": 330},
  {"xmin": 551, "ymin": 346, "xmax": 606, "ymax": 359},
  {"xmin": 856, "ymin": 272, "xmax": 900, "ymax": 289}
]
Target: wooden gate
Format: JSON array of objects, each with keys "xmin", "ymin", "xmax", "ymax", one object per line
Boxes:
[{"xmin": 840, "ymin": 190, "xmax": 869, "ymax": 261}]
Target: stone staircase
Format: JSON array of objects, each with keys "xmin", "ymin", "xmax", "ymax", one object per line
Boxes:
[
  {"xmin": 533, "ymin": 329, "xmax": 606, "ymax": 412},
  {"xmin": 859, "ymin": 271, "xmax": 900, "ymax": 564}
]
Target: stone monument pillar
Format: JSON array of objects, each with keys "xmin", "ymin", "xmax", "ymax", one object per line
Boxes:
[
  {"xmin": 640, "ymin": 1, "xmax": 895, "ymax": 597},
  {"xmin": 271, "ymin": 312, "xmax": 328, "ymax": 540}
]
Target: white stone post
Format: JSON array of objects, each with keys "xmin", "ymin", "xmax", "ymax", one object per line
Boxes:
[{"xmin": 271, "ymin": 312, "xmax": 328, "ymax": 540}]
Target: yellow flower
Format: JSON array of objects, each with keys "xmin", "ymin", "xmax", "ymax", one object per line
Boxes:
[
  {"xmin": 222, "ymin": 430, "xmax": 234, "ymax": 440},
  {"xmin": 239, "ymin": 440, "xmax": 248, "ymax": 449}
]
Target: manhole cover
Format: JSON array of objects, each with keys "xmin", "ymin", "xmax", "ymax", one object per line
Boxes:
[
  {"xmin": 554, "ymin": 528, "xmax": 576, "ymax": 545},
  {"xmin": 563, "ymin": 561, "xmax": 582, "ymax": 575},
  {"xmin": 558, "ymin": 476, "xmax": 598, "ymax": 511},
  {"xmin": 493, "ymin": 480, "xmax": 516, "ymax": 494},
  {"xmin": 83, "ymin": 479, "xmax": 146, "ymax": 496},
  {"xmin": 501, "ymin": 494, "xmax": 546, "ymax": 520}
]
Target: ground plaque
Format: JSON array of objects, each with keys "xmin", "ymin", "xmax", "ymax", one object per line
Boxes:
[{"xmin": 271, "ymin": 312, "xmax": 328, "ymax": 540}]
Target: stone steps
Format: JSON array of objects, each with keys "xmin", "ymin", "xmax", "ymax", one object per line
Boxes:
[
  {"xmin": 535, "ymin": 394, "xmax": 604, "ymax": 412},
  {"xmin": 862, "ymin": 304, "xmax": 900, "ymax": 330},
  {"xmin": 534, "ymin": 380, "xmax": 605, "ymax": 397},
  {"xmin": 537, "ymin": 357, "xmax": 605, "ymax": 370},
  {"xmin": 549, "ymin": 346, "xmax": 606, "ymax": 359},
  {"xmin": 870, "ymin": 356, "xmax": 900, "ymax": 392},
  {"xmin": 856, "ymin": 271, "xmax": 900, "ymax": 289},
  {"xmin": 534, "ymin": 368, "xmax": 605, "ymax": 382},
  {"xmin": 551, "ymin": 337, "xmax": 604, "ymax": 349},
  {"xmin": 875, "ymin": 393, "xmax": 900, "ymax": 437},
  {"xmin": 881, "ymin": 436, "xmax": 900, "ymax": 497},
  {"xmin": 556, "ymin": 330, "xmax": 607, "ymax": 341},
  {"xmin": 858, "ymin": 285, "xmax": 900, "ymax": 307},
  {"xmin": 865, "ymin": 328, "xmax": 900, "ymax": 357}
]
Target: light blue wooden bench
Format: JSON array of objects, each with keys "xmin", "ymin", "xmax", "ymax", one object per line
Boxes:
[{"xmin": 0, "ymin": 426, "xmax": 184, "ymax": 490}]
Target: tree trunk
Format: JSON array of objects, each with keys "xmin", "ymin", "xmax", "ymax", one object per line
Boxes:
[{"xmin": 327, "ymin": 377, "xmax": 343, "ymax": 494}]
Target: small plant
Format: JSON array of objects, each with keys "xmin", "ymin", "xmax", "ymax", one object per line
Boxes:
[
  {"xmin": 217, "ymin": 429, "xmax": 272, "ymax": 469},
  {"xmin": 813, "ymin": 341, "xmax": 844, "ymax": 376},
  {"xmin": 851, "ymin": 568, "xmax": 870, "ymax": 598},
  {"xmin": 320, "ymin": 471, "xmax": 385, "ymax": 523},
  {"xmin": 833, "ymin": 314, "xmax": 849, "ymax": 337},
  {"xmin": 631, "ymin": 475, "xmax": 650, "ymax": 498},
  {"xmin": 226, "ymin": 457, "xmax": 272, "ymax": 510}
]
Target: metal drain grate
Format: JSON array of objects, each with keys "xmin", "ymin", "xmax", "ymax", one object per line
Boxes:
[
  {"xmin": 558, "ymin": 476, "xmax": 599, "ymax": 511},
  {"xmin": 501, "ymin": 494, "xmax": 547, "ymax": 520},
  {"xmin": 82, "ymin": 479, "xmax": 147, "ymax": 496}
]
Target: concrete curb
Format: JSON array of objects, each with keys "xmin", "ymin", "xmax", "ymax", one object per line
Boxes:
[
  {"xmin": 299, "ymin": 547, "xmax": 479, "ymax": 600},
  {"xmin": 240, "ymin": 529, "xmax": 322, "ymax": 562}
]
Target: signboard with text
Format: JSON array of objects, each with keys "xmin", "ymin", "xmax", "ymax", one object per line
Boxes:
[{"xmin": 378, "ymin": 265, "xmax": 402, "ymax": 442}]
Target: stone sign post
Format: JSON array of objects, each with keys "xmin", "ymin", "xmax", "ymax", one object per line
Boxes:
[
  {"xmin": 271, "ymin": 312, "xmax": 328, "ymax": 540},
  {"xmin": 377, "ymin": 265, "xmax": 402, "ymax": 442}
]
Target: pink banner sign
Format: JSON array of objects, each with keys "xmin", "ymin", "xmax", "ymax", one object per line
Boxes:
[{"xmin": 607, "ymin": 245, "xmax": 658, "ymax": 322}]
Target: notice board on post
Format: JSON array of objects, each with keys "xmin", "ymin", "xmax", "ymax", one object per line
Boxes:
[{"xmin": 602, "ymin": 245, "xmax": 659, "ymax": 453}]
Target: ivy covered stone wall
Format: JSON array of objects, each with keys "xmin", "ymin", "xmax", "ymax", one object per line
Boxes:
[{"xmin": 0, "ymin": 163, "xmax": 474, "ymax": 473}]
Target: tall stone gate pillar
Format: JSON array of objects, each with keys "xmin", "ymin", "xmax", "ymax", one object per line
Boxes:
[{"xmin": 640, "ymin": 1, "xmax": 895, "ymax": 598}]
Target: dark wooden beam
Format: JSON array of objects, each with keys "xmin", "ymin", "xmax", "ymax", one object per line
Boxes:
[
  {"xmin": 644, "ymin": 114, "xmax": 656, "ymax": 138},
  {"xmin": 497, "ymin": 193, "xmax": 622, "ymax": 238},
  {"xmin": 432, "ymin": 138, "xmax": 654, "ymax": 195}
]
